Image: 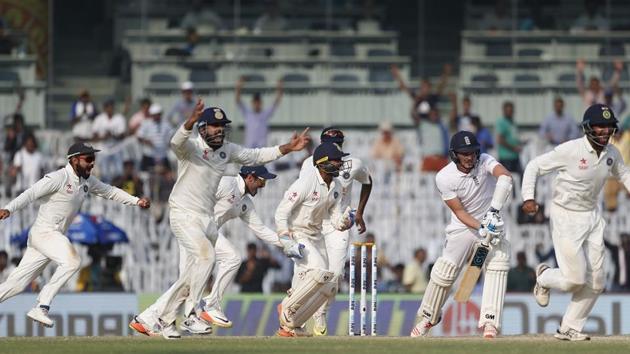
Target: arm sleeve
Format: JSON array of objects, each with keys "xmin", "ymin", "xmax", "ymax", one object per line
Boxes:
[
  {"xmin": 611, "ymin": 148, "xmax": 630, "ymax": 191},
  {"xmin": 352, "ymin": 158, "xmax": 372, "ymax": 185},
  {"xmin": 170, "ymin": 124, "xmax": 195, "ymax": 160},
  {"xmin": 481, "ymin": 154, "xmax": 500, "ymax": 175},
  {"xmin": 229, "ymin": 143, "xmax": 283, "ymax": 166},
  {"xmin": 521, "ymin": 146, "xmax": 567, "ymax": 201},
  {"xmin": 12, "ymin": 151, "xmax": 23, "ymax": 168},
  {"xmin": 88, "ymin": 177, "xmax": 140, "ymax": 205},
  {"xmin": 328, "ymin": 186, "xmax": 348, "ymax": 231},
  {"xmin": 3, "ymin": 173, "xmax": 64, "ymax": 213},
  {"xmin": 435, "ymin": 173, "xmax": 457, "ymax": 201},
  {"xmin": 274, "ymin": 179, "xmax": 308, "ymax": 234},
  {"xmin": 241, "ymin": 203, "xmax": 282, "ymax": 247}
]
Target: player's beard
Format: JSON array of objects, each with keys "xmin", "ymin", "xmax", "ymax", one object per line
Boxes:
[{"xmin": 74, "ymin": 163, "xmax": 92, "ymax": 179}]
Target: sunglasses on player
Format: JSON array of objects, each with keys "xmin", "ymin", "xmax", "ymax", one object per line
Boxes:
[{"xmin": 79, "ymin": 155, "xmax": 95, "ymax": 163}]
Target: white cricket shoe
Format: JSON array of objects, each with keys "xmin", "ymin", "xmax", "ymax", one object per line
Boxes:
[
  {"xmin": 483, "ymin": 324, "xmax": 498, "ymax": 339},
  {"xmin": 410, "ymin": 318, "xmax": 434, "ymax": 337},
  {"xmin": 129, "ymin": 316, "xmax": 160, "ymax": 336},
  {"xmin": 554, "ymin": 328, "xmax": 591, "ymax": 341},
  {"xmin": 312, "ymin": 313, "xmax": 327, "ymax": 336},
  {"xmin": 200, "ymin": 305, "xmax": 233, "ymax": 328},
  {"xmin": 27, "ymin": 307, "xmax": 54, "ymax": 328},
  {"xmin": 277, "ymin": 325, "xmax": 311, "ymax": 337},
  {"xmin": 159, "ymin": 320, "xmax": 181, "ymax": 340},
  {"xmin": 534, "ymin": 263, "xmax": 551, "ymax": 307},
  {"xmin": 180, "ymin": 315, "xmax": 212, "ymax": 335}
]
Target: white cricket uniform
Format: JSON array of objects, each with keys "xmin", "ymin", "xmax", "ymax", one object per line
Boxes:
[
  {"xmin": 522, "ymin": 136, "xmax": 630, "ymax": 332},
  {"xmin": 148, "ymin": 124, "xmax": 284, "ymax": 324},
  {"xmin": 298, "ymin": 156, "xmax": 371, "ymax": 277},
  {"xmin": 0, "ymin": 164, "xmax": 139, "ymax": 307},
  {"xmin": 142, "ymin": 175, "xmax": 283, "ymax": 320},
  {"xmin": 429, "ymin": 153, "xmax": 511, "ymax": 329},
  {"xmin": 275, "ymin": 169, "xmax": 348, "ymax": 276}
]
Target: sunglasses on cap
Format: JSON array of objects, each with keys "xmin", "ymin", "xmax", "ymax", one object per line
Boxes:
[{"xmin": 79, "ymin": 155, "xmax": 95, "ymax": 163}]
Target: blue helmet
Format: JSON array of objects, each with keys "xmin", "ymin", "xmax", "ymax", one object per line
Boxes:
[
  {"xmin": 448, "ymin": 131, "xmax": 480, "ymax": 164},
  {"xmin": 320, "ymin": 126, "xmax": 345, "ymax": 147},
  {"xmin": 198, "ymin": 107, "xmax": 231, "ymax": 148}
]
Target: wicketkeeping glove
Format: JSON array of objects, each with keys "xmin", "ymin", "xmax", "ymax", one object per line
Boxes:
[
  {"xmin": 340, "ymin": 207, "xmax": 357, "ymax": 231},
  {"xmin": 279, "ymin": 232, "xmax": 305, "ymax": 259}
]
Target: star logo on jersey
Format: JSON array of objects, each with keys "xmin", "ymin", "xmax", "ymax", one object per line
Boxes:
[
  {"xmin": 579, "ymin": 158, "xmax": 588, "ymax": 170},
  {"xmin": 202, "ymin": 149, "xmax": 209, "ymax": 160},
  {"xmin": 228, "ymin": 194, "xmax": 236, "ymax": 203},
  {"xmin": 288, "ymin": 192, "xmax": 298, "ymax": 202},
  {"xmin": 66, "ymin": 184, "xmax": 73, "ymax": 194},
  {"xmin": 311, "ymin": 191, "xmax": 320, "ymax": 202}
]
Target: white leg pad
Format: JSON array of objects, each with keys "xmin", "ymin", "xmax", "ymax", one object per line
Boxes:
[
  {"xmin": 280, "ymin": 269, "xmax": 336, "ymax": 329},
  {"xmin": 418, "ymin": 257, "xmax": 458, "ymax": 325},
  {"xmin": 479, "ymin": 240, "xmax": 510, "ymax": 330}
]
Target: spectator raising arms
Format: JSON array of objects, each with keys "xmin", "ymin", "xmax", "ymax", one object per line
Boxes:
[{"xmin": 236, "ymin": 77, "xmax": 283, "ymax": 148}]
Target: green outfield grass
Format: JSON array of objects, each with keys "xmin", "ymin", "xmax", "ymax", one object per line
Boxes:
[{"xmin": 1, "ymin": 336, "xmax": 629, "ymax": 354}]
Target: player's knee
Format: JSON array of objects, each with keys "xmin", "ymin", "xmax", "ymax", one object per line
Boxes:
[
  {"xmin": 65, "ymin": 254, "xmax": 81, "ymax": 272},
  {"xmin": 566, "ymin": 280, "xmax": 586, "ymax": 293},
  {"xmin": 430, "ymin": 257, "xmax": 458, "ymax": 287},
  {"xmin": 227, "ymin": 255, "xmax": 241, "ymax": 271}
]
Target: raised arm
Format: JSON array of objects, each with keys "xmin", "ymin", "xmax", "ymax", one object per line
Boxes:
[
  {"xmin": 235, "ymin": 77, "xmax": 244, "ymax": 107},
  {"xmin": 171, "ymin": 99, "xmax": 204, "ymax": 159},
  {"xmin": 435, "ymin": 63, "xmax": 452, "ymax": 96},
  {"xmin": 89, "ymin": 177, "xmax": 150, "ymax": 208},
  {"xmin": 0, "ymin": 172, "xmax": 64, "ymax": 219},
  {"xmin": 273, "ymin": 79, "xmax": 284, "ymax": 107},
  {"xmin": 576, "ymin": 59, "xmax": 586, "ymax": 97},
  {"xmin": 391, "ymin": 64, "xmax": 413, "ymax": 99},
  {"xmin": 230, "ymin": 128, "xmax": 311, "ymax": 165}
]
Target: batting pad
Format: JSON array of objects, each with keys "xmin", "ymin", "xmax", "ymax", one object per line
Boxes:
[
  {"xmin": 419, "ymin": 257, "xmax": 458, "ymax": 325},
  {"xmin": 280, "ymin": 269, "xmax": 337, "ymax": 328},
  {"xmin": 479, "ymin": 240, "xmax": 510, "ymax": 330},
  {"xmin": 490, "ymin": 175, "xmax": 513, "ymax": 211}
]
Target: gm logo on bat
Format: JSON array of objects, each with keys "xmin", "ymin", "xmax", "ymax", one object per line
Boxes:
[{"xmin": 471, "ymin": 247, "xmax": 489, "ymax": 267}]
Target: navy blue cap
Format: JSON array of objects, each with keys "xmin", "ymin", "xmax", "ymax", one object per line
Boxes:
[
  {"xmin": 313, "ymin": 142, "xmax": 349, "ymax": 165},
  {"xmin": 198, "ymin": 107, "xmax": 232, "ymax": 126},
  {"xmin": 449, "ymin": 131, "xmax": 480, "ymax": 153},
  {"xmin": 582, "ymin": 103, "xmax": 618, "ymax": 126},
  {"xmin": 239, "ymin": 165, "xmax": 276, "ymax": 179},
  {"xmin": 67, "ymin": 142, "xmax": 100, "ymax": 158}
]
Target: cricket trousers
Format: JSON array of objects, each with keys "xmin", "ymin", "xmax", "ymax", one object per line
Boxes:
[{"xmin": 0, "ymin": 226, "xmax": 81, "ymax": 307}]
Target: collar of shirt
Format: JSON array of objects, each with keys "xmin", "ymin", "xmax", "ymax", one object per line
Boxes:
[
  {"xmin": 236, "ymin": 175, "xmax": 247, "ymax": 197},
  {"xmin": 65, "ymin": 163, "xmax": 82, "ymax": 184},
  {"xmin": 314, "ymin": 168, "xmax": 335, "ymax": 190},
  {"xmin": 582, "ymin": 135, "xmax": 609, "ymax": 156}
]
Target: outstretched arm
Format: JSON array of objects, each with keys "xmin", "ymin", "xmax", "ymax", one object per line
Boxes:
[{"xmin": 1, "ymin": 173, "xmax": 64, "ymax": 218}]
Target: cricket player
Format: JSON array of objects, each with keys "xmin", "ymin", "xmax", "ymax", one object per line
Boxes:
[
  {"xmin": 275, "ymin": 141, "xmax": 356, "ymax": 337},
  {"xmin": 522, "ymin": 103, "xmax": 630, "ymax": 341},
  {"xmin": 410, "ymin": 131, "xmax": 513, "ymax": 338},
  {"xmin": 298, "ymin": 127, "xmax": 373, "ymax": 335},
  {"xmin": 130, "ymin": 165, "xmax": 304, "ymax": 335},
  {"xmin": 140, "ymin": 100, "xmax": 309, "ymax": 339},
  {"xmin": 0, "ymin": 142, "xmax": 150, "ymax": 327}
]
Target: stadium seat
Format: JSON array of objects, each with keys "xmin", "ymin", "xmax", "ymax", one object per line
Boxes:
[
  {"xmin": 513, "ymin": 73, "xmax": 541, "ymax": 94},
  {"xmin": 368, "ymin": 68, "xmax": 394, "ymax": 94},
  {"xmin": 282, "ymin": 73, "xmax": 310, "ymax": 94},
  {"xmin": 470, "ymin": 73, "xmax": 498, "ymax": 93},
  {"xmin": 556, "ymin": 72, "xmax": 577, "ymax": 94},
  {"xmin": 330, "ymin": 41, "xmax": 356, "ymax": 57},
  {"xmin": 0, "ymin": 70, "xmax": 20, "ymax": 84},
  {"xmin": 331, "ymin": 73, "xmax": 360, "ymax": 94},
  {"xmin": 189, "ymin": 69, "xmax": 216, "ymax": 83},
  {"xmin": 485, "ymin": 41, "xmax": 512, "ymax": 57},
  {"xmin": 367, "ymin": 48, "xmax": 394, "ymax": 57},
  {"xmin": 517, "ymin": 48, "xmax": 543, "ymax": 58},
  {"xmin": 599, "ymin": 42, "xmax": 625, "ymax": 57},
  {"xmin": 149, "ymin": 73, "xmax": 178, "ymax": 84}
]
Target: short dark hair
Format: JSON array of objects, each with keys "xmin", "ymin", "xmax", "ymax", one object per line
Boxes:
[
  {"xmin": 246, "ymin": 243, "xmax": 257, "ymax": 251},
  {"xmin": 140, "ymin": 97, "xmax": 152, "ymax": 106},
  {"xmin": 0, "ymin": 250, "xmax": 8, "ymax": 258}
]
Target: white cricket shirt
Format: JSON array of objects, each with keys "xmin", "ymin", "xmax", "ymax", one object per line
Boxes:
[
  {"xmin": 299, "ymin": 156, "xmax": 371, "ymax": 234},
  {"xmin": 522, "ymin": 136, "xmax": 630, "ymax": 212},
  {"xmin": 3, "ymin": 164, "xmax": 139, "ymax": 233},
  {"xmin": 168, "ymin": 125, "xmax": 283, "ymax": 215},
  {"xmin": 214, "ymin": 175, "xmax": 281, "ymax": 247},
  {"xmin": 435, "ymin": 153, "xmax": 500, "ymax": 233},
  {"xmin": 275, "ymin": 168, "xmax": 347, "ymax": 239}
]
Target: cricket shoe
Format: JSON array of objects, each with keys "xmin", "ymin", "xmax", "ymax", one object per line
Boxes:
[
  {"xmin": 129, "ymin": 316, "xmax": 160, "ymax": 337},
  {"xmin": 27, "ymin": 306, "xmax": 53, "ymax": 328},
  {"xmin": 410, "ymin": 318, "xmax": 434, "ymax": 337},
  {"xmin": 276, "ymin": 325, "xmax": 311, "ymax": 337},
  {"xmin": 158, "ymin": 319, "xmax": 181, "ymax": 340},
  {"xmin": 534, "ymin": 263, "xmax": 551, "ymax": 307},
  {"xmin": 200, "ymin": 305, "xmax": 232, "ymax": 328},
  {"xmin": 312, "ymin": 313, "xmax": 327, "ymax": 336},
  {"xmin": 482, "ymin": 324, "xmax": 498, "ymax": 339},
  {"xmin": 180, "ymin": 315, "xmax": 212, "ymax": 335},
  {"xmin": 554, "ymin": 328, "xmax": 591, "ymax": 341}
]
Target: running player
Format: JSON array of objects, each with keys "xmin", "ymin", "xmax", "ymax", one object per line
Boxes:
[
  {"xmin": 410, "ymin": 131, "xmax": 513, "ymax": 338},
  {"xmin": 522, "ymin": 103, "xmax": 630, "ymax": 341}
]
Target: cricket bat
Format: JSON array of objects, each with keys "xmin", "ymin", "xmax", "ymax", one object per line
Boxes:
[{"xmin": 453, "ymin": 240, "xmax": 490, "ymax": 303}]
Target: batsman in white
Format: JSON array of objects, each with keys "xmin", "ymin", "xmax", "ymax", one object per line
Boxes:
[
  {"xmin": 0, "ymin": 142, "xmax": 150, "ymax": 327},
  {"xmin": 130, "ymin": 165, "xmax": 304, "ymax": 335},
  {"xmin": 138, "ymin": 99, "xmax": 310, "ymax": 339},
  {"xmin": 297, "ymin": 127, "xmax": 372, "ymax": 336},
  {"xmin": 522, "ymin": 103, "xmax": 630, "ymax": 341},
  {"xmin": 275, "ymin": 142, "xmax": 356, "ymax": 337},
  {"xmin": 410, "ymin": 131, "xmax": 513, "ymax": 338}
]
